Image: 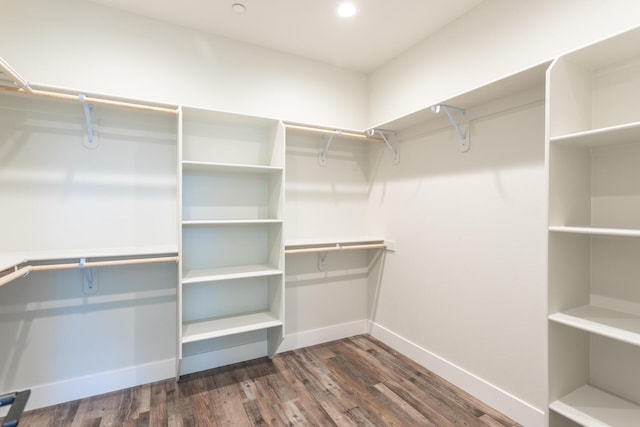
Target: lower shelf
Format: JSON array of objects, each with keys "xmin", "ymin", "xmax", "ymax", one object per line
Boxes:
[
  {"xmin": 550, "ymin": 385, "xmax": 640, "ymax": 427},
  {"xmin": 182, "ymin": 311, "xmax": 282, "ymax": 344}
]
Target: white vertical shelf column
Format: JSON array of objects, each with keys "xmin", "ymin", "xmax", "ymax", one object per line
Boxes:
[
  {"xmin": 547, "ymin": 27, "xmax": 640, "ymax": 427},
  {"xmin": 177, "ymin": 108, "xmax": 285, "ymax": 377}
]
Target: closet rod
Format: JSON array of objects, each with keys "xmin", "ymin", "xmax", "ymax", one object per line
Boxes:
[
  {"xmin": 0, "ymin": 266, "xmax": 32, "ymax": 288},
  {"xmin": 285, "ymin": 243, "xmax": 387, "ymax": 255},
  {"xmin": 284, "ymin": 123, "xmax": 383, "ymax": 142},
  {"xmin": 0, "ymin": 56, "xmax": 177, "ymax": 115},
  {"xmin": 0, "ymin": 86, "xmax": 178, "ymax": 115},
  {"xmin": 30, "ymin": 256, "xmax": 179, "ymax": 272}
]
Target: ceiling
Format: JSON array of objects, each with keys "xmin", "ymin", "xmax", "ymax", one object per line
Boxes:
[{"xmin": 89, "ymin": 0, "xmax": 484, "ymax": 72}]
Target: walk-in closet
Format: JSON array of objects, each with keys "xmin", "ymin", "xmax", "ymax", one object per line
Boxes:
[{"xmin": 1, "ymin": 1, "xmax": 640, "ymax": 426}]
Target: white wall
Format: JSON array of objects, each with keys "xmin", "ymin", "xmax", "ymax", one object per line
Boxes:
[
  {"xmin": 0, "ymin": 0, "xmax": 368, "ymax": 130},
  {"xmin": 0, "ymin": 93, "xmax": 178, "ymax": 409},
  {"xmin": 369, "ymin": 0, "xmax": 640, "ymax": 127},
  {"xmin": 284, "ymin": 131, "xmax": 372, "ymax": 345},
  {"xmin": 366, "ymin": 90, "xmax": 547, "ymax": 422}
]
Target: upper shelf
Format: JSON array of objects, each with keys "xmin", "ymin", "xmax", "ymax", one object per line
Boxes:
[
  {"xmin": 285, "ymin": 236, "xmax": 386, "ymax": 248},
  {"xmin": 1, "ymin": 245, "xmax": 179, "ymax": 266},
  {"xmin": 550, "ymin": 121, "xmax": 640, "ymax": 148}
]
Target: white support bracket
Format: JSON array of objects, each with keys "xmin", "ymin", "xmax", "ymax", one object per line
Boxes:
[
  {"xmin": 368, "ymin": 129, "xmax": 399, "ymax": 163},
  {"xmin": 318, "ymin": 251, "xmax": 329, "ymax": 270},
  {"xmin": 431, "ymin": 104, "xmax": 469, "ymax": 152},
  {"xmin": 319, "ymin": 131, "xmax": 340, "ymax": 166},
  {"xmin": 79, "ymin": 94, "xmax": 98, "ymax": 149}
]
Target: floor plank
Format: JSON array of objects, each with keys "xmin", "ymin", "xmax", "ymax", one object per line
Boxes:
[{"xmin": 7, "ymin": 335, "xmax": 522, "ymax": 426}]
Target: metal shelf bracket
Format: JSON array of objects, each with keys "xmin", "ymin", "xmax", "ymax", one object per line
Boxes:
[
  {"xmin": 319, "ymin": 131, "xmax": 340, "ymax": 166},
  {"xmin": 431, "ymin": 104, "xmax": 469, "ymax": 152},
  {"xmin": 79, "ymin": 94, "xmax": 98, "ymax": 149},
  {"xmin": 368, "ymin": 129, "xmax": 399, "ymax": 163}
]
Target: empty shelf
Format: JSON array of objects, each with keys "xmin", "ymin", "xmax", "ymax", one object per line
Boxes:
[
  {"xmin": 182, "ymin": 264, "xmax": 282, "ymax": 284},
  {"xmin": 182, "ymin": 219, "xmax": 282, "ymax": 225},
  {"xmin": 550, "ymin": 385, "xmax": 640, "ymax": 427},
  {"xmin": 549, "ymin": 305, "xmax": 640, "ymax": 347},
  {"xmin": 549, "ymin": 226, "xmax": 640, "ymax": 238},
  {"xmin": 285, "ymin": 236, "xmax": 385, "ymax": 247},
  {"xmin": 550, "ymin": 121, "xmax": 640, "ymax": 148},
  {"xmin": 182, "ymin": 311, "xmax": 282, "ymax": 344},
  {"xmin": 182, "ymin": 160, "xmax": 283, "ymax": 174}
]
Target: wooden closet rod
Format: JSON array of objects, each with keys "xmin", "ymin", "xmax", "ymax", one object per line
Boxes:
[
  {"xmin": 0, "ymin": 266, "xmax": 32, "ymax": 288},
  {"xmin": 0, "ymin": 56, "xmax": 177, "ymax": 115},
  {"xmin": 30, "ymin": 256, "xmax": 179, "ymax": 272},
  {"xmin": 285, "ymin": 243, "xmax": 387, "ymax": 255},
  {"xmin": 0, "ymin": 256, "xmax": 177, "ymax": 288},
  {"xmin": 0, "ymin": 86, "xmax": 178, "ymax": 115},
  {"xmin": 284, "ymin": 123, "xmax": 383, "ymax": 142}
]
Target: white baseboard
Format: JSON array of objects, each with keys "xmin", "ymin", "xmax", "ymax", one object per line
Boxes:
[
  {"xmin": 180, "ymin": 341, "xmax": 267, "ymax": 376},
  {"xmin": 278, "ymin": 319, "xmax": 369, "ymax": 353},
  {"xmin": 23, "ymin": 358, "xmax": 175, "ymax": 411},
  {"xmin": 369, "ymin": 321, "xmax": 545, "ymax": 427}
]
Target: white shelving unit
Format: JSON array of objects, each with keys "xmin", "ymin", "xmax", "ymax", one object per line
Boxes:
[
  {"xmin": 177, "ymin": 107, "xmax": 285, "ymax": 376},
  {"xmin": 547, "ymin": 27, "xmax": 640, "ymax": 427}
]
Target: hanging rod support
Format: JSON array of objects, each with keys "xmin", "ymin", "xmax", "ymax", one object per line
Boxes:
[
  {"xmin": 367, "ymin": 129, "xmax": 399, "ymax": 163},
  {"xmin": 431, "ymin": 104, "xmax": 469, "ymax": 152},
  {"xmin": 319, "ymin": 131, "xmax": 340, "ymax": 166},
  {"xmin": 79, "ymin": 94, "xmax": 98, "ymax": 148}
]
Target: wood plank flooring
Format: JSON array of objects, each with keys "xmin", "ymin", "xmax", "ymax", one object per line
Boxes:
[{"xmin": 9, "ymin": 335, "xmax": 521, "ymax": 426}]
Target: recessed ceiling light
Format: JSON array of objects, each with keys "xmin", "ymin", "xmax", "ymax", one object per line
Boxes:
[
  {"xmin": 232, "ymin": 3, "xmax": 246, "ymax": 14},
  {"xmin": 337, "ymin": 2, "xmax": 357, "ymax": 18}
]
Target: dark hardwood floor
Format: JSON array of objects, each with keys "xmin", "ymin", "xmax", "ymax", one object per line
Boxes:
[{"xmin": 10, "ymin": 335, "xmax": 521, "ymax": 426}]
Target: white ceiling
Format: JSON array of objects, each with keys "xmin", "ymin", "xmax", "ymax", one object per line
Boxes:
[{"xmin": 89, "ymin": 0, "xmax": 484, "ymax": 72}]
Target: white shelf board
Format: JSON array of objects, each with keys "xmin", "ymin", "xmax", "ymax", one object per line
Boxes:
[
  {"xmin": 285, "ymin": 236, "xmax": 386, "ymax": 248},
  {"xmin": 549, "ymin": 226, "xmax": 640, "ymax": 238},
  {"xmin": 1, "ymin": 245, "xmax": 178, "ymax": 264},
  {"xmin": 550, "ymin": 385, "xmax": 640, "ymax": 427},
  {"xmin": 0, "ymin": 254, "xmax": 28, "ymax": 272},
  {"xmin": 182, "ymin": 264, "xmax": 282, "ymax": 284},
  {"xmin": 182, "ymin": 160, "xmax": 283, "ymax": 174},
  {"xmin": 550, "ymin": 121, "xmax": 640, "ymax": 147},
  {"xmin": 182, "ymin": 311, "xmax": 282, "ymax": 344},
  {"xmin": 549, "ymin": 305, "xmax": 640, "ymax": 347},
  {"xmin": 182, "ymin": 219, "xmax": 282, "ymax": 226}
]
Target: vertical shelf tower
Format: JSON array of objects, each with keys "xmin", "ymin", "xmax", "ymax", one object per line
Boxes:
[
  {"xmin": 177, "ymin": 108, "xmax": 285, "ymax": 376},
  {"xmin": 547, "ymin": 28, "xmax": 640, "ymax": 426}
]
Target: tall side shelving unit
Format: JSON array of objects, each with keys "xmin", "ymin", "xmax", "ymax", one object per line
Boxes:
[
  {"xmin": 547, "ymin": 27, "xmax": 640, "ymax": 426},
  {"xmin": 177, "ymin": 107, "xmax": 285, "ymax": 376}
]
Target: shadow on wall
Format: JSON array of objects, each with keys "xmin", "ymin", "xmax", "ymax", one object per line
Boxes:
[
  {"xmin": 367, "ymin": 100, "xmax": 545, "ymax": 205},
  {"xmin": 0, "ymin": 263, "xmax": 177, "ymax": 392}
]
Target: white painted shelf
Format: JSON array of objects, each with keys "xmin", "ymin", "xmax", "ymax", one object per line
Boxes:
[
  {"xmin": 549, "ymin": 226, "xmax": 640, "ymax": 238},
  {"xmin": 549, "ymin": 305, "xmax": 640, "ymax": 347},
  {"xmin": 550, "ymin": 121, "xmax": 640, "ymax": 148},
  {"xmin": 0, "ymin": 254, "xmax": 28, "ymax": 272},
  {"xmin": 285, "ymin": 236, "xmax": 385, "ymax": 247},
  {"xmin": 1, "ymin": 245, "xmax": 178, "ymax": 265},
  {"xmin": 182, "ymin": 311, "xmax": 282, "ymax": 344},
  {"xmin": 182, "ymin": 160, "xmax": 283, "ymax": 174},
  {"xmin": 182, "ymin": 264, "xmax": 282, "ymax": 284},
  {"xmin": 550, "ymin": 385, "xmax": 640, "ymax": 427},
  {"xmin": 182, "ymin": 219, "xmax": 282, "ymax": 226}
]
